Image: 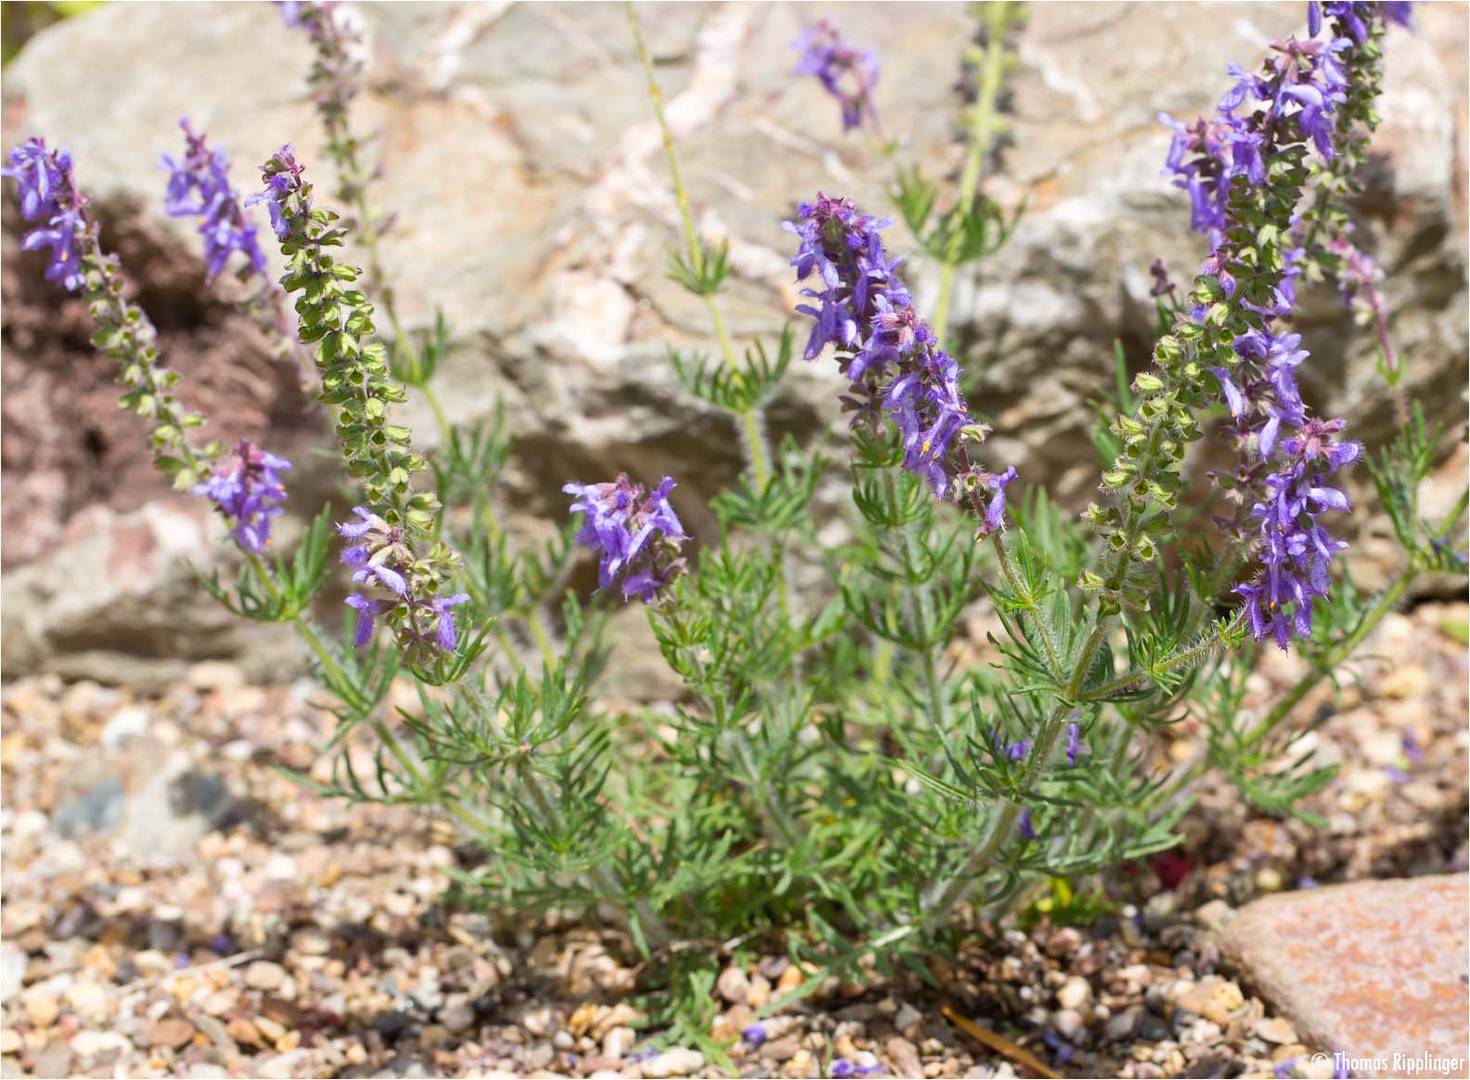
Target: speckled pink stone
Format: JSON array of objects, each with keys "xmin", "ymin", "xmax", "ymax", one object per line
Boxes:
[{"xmin": 1219, "ymin": 874, "xmax": 1470, "ymax": 1079}]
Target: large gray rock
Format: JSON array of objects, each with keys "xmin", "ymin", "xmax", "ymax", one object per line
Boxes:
[{"xmin": 2, "ymin": 2, "xmax": 1465, "ymax": 682}]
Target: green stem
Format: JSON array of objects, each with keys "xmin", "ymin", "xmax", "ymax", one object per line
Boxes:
[
  {"xmin": 991, "ymin": 532, "xmax": 1066, "ymax": 684},
  {"xmin": 1079, "ymin": 616, "xmax": 1240, "ymax": 702},
  {"xmin": 525, "ymin": 607, "xmax": 558, "ymax": 670},
  {"xmin": 420, "ymin": 382, "xmax": 453, "ymax": 446},
  {"xmin": 919, "ymin": 699, "xmax": 1067, "ymax": 922},
  {"xmin": 285, "ymin": 601, "xmax": 493, "ymax": 836},
  {"xmin": 519, "ymin": 760, "xmax": 673, "ymax": 949},
  {"xmin": 738, "ymin": 406, "xmax": 773, "ymax": 489},
  {"xmin": 732, "ymin": 729, "xmax": 801, "ymax": 848},
  {"xmin": 626, "ymin": 0, "xmax": 775, "ymax": 490},
  {"xmin": 930, "ymin": 7, "xmax": 1007, "ymax": 352},
  {"xmin": 919, "ymin": 585, "xmax": 1105, "ymax": 925},
  {"xmin": 881, "ymin": 467, "xmax": 949, "ymax": 731}
]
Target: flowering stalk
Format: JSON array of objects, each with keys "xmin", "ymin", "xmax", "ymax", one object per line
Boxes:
[
  {"xmin": 161, "ymin": 119, "xmax": 313, "ymax": 382},
  {"xmin": 787, "ymin": 192, "xmax": 1018, "ymax": 743},
  {"xmin": 624, "ymin": 1, "xmax": 773, "ymax": 491},
  {"xmin": 626, "ymin": 0, "xmax": 807, "ymax": 706},
  {"xmin": 1302, "ymin": 2, "xmax": 1408, "ymax": 423},
  {"xmin": 255, "ymin": 146, "xmax": 465, "ymax": 661},
  {"xmin": 4, "ymin": 138, "xmax": 217, "ymax": 489},
  {"xmin": 929, "ymin": 2, "xmax": 1020, "ymax": 351},
  {"xmin": 1093, "ymin": 7, "xmax": 1387, "ymax": 651},
  {"xmin": 277, "ymin": 1, "xmax": 405, "ymax": 340},
  {"xmin": 5, "ymin": 139, "xmax": 303, "ymax": 586}
]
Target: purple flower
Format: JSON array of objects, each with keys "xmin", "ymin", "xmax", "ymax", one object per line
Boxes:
[
  {"xmin": 2, "ymin": 137, "xmax": 72, "ymax": 220},
  {"xmin": 344, "ymin": 593, "xmax": 389, "ymax": 649},
  {"xmin": 564, "ymin": 475, "xmax": 688, "ymax": 603},
  {"xmin": 161, "ymin": 120, "xmax": 268, "ymax": 281},
  {"xmin": 785, "ymin": 193, "xmax": 1006, "ymax": 502},
  {"xmin": 792, "ymin": 20, "xmax": 880, "ymax": 133},
  {"xmin": 3, "ymin": 138, "xmax": 89, "ymax": 293},
  {"xmin": 977, "ymin": 466, "xmax": 1018, "ymax": 536},
  {"xmin": 741, "ymin": 1023, "xmax": 767, "ymax": 1047},
  {"xmin": 246, "ymin": 146, "xmax": 303, "ymax": 240},
  {"xmin": 20, "ymin": 208, "xmax": 87, "ymax": 291},
  {"xmin": 337, "ymin": 506, "xmax": 467, "ymax": 653},
  {"xmin": 992, "ymin": 729, "xmax": 1032, "ymax": 762},
  {"xmin": 830, "ymin": 1056, "xmax": 881, "ymax": 1078},
  {"xmin": 1065, "ymin": 722, "xmax": 1083, "ymax": 766},
  {"xmin": 1019, "ymin": 808, "xmax": 1038, "ymax": 841},
  {"xmin": 193, "ymin": 440, "xmax": 292, "ymax": 553},
  {"xmin": 431, "ymin": 592, "xmax": 470, "ymax": 653},
  {"xmin": 1322, "ymin": 1, "xmax": 1411, "ymax": 41}
]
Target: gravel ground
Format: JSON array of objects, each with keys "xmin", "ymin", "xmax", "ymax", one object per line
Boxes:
[{"xmin": 1, "ymin": 602, "xmax": 1465, "ymax": 1080}]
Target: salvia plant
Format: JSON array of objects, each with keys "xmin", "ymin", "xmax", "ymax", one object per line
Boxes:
[{"xmin": 7, "ymin": 0, "xmax": 1464, "ymax": 1050}]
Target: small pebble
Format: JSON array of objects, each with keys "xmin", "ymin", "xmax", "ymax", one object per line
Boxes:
[
  {"xmin": 244, "ymin": 960, "xmax": 286, "ymax": 991},
  {"xmin": 640, "ymin": 1047, "xmax": 705, "ymax": 1078},
  {"xmin": 147, "ymin": 1017, "xmax": 196, "ymax": 1049},
  {"xmin": 1056, "ymin": 975, "xmax": 1091, "ymax": 1010}
]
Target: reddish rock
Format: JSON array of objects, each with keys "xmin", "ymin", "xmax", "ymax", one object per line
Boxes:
[{"xmin": 1218, "ymin": 874, "xmax": 1469, "ymax": 1079}]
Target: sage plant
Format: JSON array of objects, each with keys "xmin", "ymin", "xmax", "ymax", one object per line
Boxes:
[{"xmin": 8, "ymin": 0, "xmax": 1463, "ymax": 1047}]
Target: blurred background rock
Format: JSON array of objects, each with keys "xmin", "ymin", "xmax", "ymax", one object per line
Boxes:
[{"xmin": 2, "ymin": 1, "xmax": 1465, "ymax": 688}]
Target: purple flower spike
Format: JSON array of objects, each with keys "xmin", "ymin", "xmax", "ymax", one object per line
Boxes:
[
  {"xmin": 1160, "ymin": 8, "xmax": 1389, "ymax": 650},
  {"xmin": 1160, "ymin": 26, "xmax": 1353, "ymax": 251},
  {"xmin": 786, "ymin": 193, "xmax": 1008, "ymax": 502},
  {"xmin": 564, "ymin": 475, "xmax": 688, "ymax": 604},
  {"xmin": 792, "ymin": 20, "xmax": 880, "ymax": 134},
  {"xmin": 161, "ymin": 120, "xmax": 268, "ymax": 281},
  {"xmin": 194, "ymin": 440, "xmax": 292, "ymax": 553},
  {"xmin": 3, "ymin": 138, "xmax": 88, "ymax": 292}
]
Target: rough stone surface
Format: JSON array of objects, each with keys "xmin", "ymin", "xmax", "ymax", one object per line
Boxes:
[
  {"xmin": 2, "ymin": 2, "xmax": 1465, "ymax": 682},
  {"xmin": 1217, "ymin": 874, "xmax": 1470, "ymax": 1079}
]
